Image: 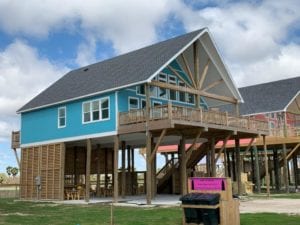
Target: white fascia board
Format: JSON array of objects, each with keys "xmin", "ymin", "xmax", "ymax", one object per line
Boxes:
[
  {"xmin": 146, "ymin": 28, "xmax": 208, "ymax": 83},
  {"xmin": 20, "ymin": 131, "xmax": 117, "ymax": 148},
  {"xmin": 202, "ymin": 30, "xmax": 244, "ymax": 103},
  {"xmin": 283, "ymin": 91, "xmax": 300, "ymax": 112},
  {"xmin": 17, "ymin": 80, "xmax": 147, "ymax": 114}
]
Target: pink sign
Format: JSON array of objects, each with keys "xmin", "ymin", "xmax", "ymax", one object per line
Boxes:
[{"xmin": 191, "ymin": 178, "xmax": 225, "ymax": 191}]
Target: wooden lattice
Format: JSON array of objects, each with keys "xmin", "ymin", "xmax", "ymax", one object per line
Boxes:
[{"xmin": 20, "ymin": 143, "xmax": 64, "ymax": 200}]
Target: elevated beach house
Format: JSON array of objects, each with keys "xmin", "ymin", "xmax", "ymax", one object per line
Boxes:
[{"xmin": 14, "ymin": 28, "xmax": 268, "ymax": 203}]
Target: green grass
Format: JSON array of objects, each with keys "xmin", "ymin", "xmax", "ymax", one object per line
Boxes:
[{"xmin": 0, "ymin": 198, "xmax": 299, "ymax": 225}]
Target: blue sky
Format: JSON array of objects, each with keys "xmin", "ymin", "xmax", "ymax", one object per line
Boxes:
[{"xmin": 0, "ymin": 0, "xmax": 300, "ymax": 173}]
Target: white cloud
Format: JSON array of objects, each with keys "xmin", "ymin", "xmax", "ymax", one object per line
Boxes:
[
  {"xmin": 0, "ymin": 40, "xmax": 68, "ymax": 141},
  {"xmin": 234, "ymin": 43, "xmax": 300, "ymax": 87},
  {"xmin": 0, "ymin": 0, "xmax": 176, "ymax": 57}
]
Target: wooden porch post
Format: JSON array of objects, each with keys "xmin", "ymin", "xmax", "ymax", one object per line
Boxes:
[
  {"xmin": 263, "ymin": 135, "xmax": 270, "ymax": 197},
  {"xmin": 235, "ymin": 138, "xmax": 241, "ymax": 195},
  {"xmin": 224, "ymin": 147, "xmax": 228, "ymax": 177},
  {"xmin": 131, "ymin": 148, "xmax": 135, "ymax": 195},
  {"xmin": 293, "ymin": 154, "xmax": 299, "ymax": 190},
  {"xmin": 206, "ymin": 145, "xmax": 211, "ymax": 177},
  {"xmin": 273, "ymin": 148, "xmax": 280, "ymax": 192},
  {"xmin": 121, "ymin": 141, "xmax": 126, "ymax": 198},
  {"xmin": 85, "ymin": 139, "xmax": 92, "ymax": 202},
  {"xmin": 211, "ymin": 138, "xmax": 216, "ymax": 177},
  {"xmin": 146, "ymin": 131, "xmax": 152, "ymax": 204},
  {"xmin": 180, "ymin": 136, "xmax": 187, "ymax": 195},
  {"xmin": 113, "ymin": 135, "xmax": 119, "ymax": 203},
  {"xmin": 151, "ymin": 137, "xmax": 157, "ymax": 198},
  {"xmin": 127, "ymin": 145, "xmax": 131, "ymax": 195},
  {"xmin": 282, "ymin": 143, "xmax": 289, "ymax": 193},
  {"xmin": 253, "ymin": 145, "xmax": 261, "ymax": 193},
  {"xmin": 250, "ymin": 148, "xmax": 255, "ymax": 183},
  {"xmin": 226, "ymin": 150, "xmax": 231, "ymax": 178}
]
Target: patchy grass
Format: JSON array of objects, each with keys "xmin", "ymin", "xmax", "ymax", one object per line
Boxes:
[
  {"xmin": 0, "ymin": 198, "xmax": 300, "ymax": 225},
  {"xmin": 241, "ymin": 213, "xmax": 300, "ymax": 225}
]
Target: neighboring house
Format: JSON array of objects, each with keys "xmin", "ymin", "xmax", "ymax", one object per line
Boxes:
[
  {"xmin": 218, "ymin": 77, "xmax": 300, "ymax": 193},
  {"xmin": 239, "ymin": 77, "xmax": 300, "ymax": 137},
  {"xmin": 14, "ymin": 28, "xmax": 268, "ymax": 203}
]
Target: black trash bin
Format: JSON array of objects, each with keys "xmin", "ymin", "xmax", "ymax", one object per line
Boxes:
[
  {"xmin": 180, "ymin": 193, "xmax": 202, "ymax": 224},
  {"xmin": 180, "ymin": 193, "xmax": 220, "ymax": 225}
]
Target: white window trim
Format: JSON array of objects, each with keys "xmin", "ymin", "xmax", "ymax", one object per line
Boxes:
[
  {"xmin": 58, "ymin": 106, "xmax": 66, "ymax": 128},
  {"xmin": 128, "ymin": 97, "xmax": 139, "ymax": 111},
  {"xmin": 82, "ymin": 97, "xmax": 110, "ymax": 124}
]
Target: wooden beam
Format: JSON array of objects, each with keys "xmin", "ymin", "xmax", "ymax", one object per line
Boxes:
[
  {"xmin": 253, "ymin": 145, "xmax": 261, "ymax": 193},
  {"xmin": 211, "ymin": 137, "xmax": 216, "ymax": 177},
  {"xmin": 282, "ymin": 143, "xmax": 289, "ymax": 193},
  {"xmin": 113, "ymin": 135, "xmax": 119, "ymax": 203},
  {"xmin": 186, "ymin": 130, "xmax": 202, "ymax": 162},
  {"xmin": 198, "ymin": 59, "xmax": 210, "ymax": 89},
  {"xmin": 150, "ymin": 80, "xmax": 237, "ymax": 103},
  {"xmin": 167, "ymin": 65, "xmax": 193, "ymax": 88},
  {"xmin": 286, "ymin": 143, "xmax": 300, "ymax": 160},
  {"xmin": 215, "ymin": 133, "xmax": 231, "ymax": 161},
  {"xmin": 194, "ymin": 40, "xmax": 200, "ymax": 108},
  {"xmin": 150, "ymin": 129, "xmax": 167, "ymax": 162},
  {"xmin": 85, "ymin": 138, "xmax": 92, "ymax": 202},
  {"xmin": 13, "ymin": 148, "xmax": 20, "ymax": 168},
  {"xmin": 146, "ymin": 131, "xmax": 152, "ymax": 204},
  {"xmin": 235, "ymin": 138, "xmax": 241, "ymax": 195},
  {"xmin": 181, "ymin": 53, "xmax": 197, "ymax": 88},
  {"xmin": 180, "ymin": 136, "xmax": 187, "ymax": 195},
  {"xmin": 263, "ymin": 135, "xmax": 270, "ymax": 197},
  {"xmin": 242, "ymin": 137, "xmax": 255, "ymax": 158},
  {"xmin": 121, "ymin": 141, "xmax": 126, "ymax": 198},
  {"xmin": 202, "ymin": 79, "xmax": 224, "ymax": 92}
]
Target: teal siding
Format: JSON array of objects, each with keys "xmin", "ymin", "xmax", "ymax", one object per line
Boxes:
[{"xmin": 21, "ymin": 93, "xmax": 116, "ymax": 145}]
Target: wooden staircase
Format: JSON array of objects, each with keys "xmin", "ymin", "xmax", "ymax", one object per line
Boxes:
[{"xmin": 157, "ymin": 142, "xmax": 211, "ymax": 193}]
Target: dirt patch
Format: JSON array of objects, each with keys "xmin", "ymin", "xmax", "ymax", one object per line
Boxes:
[{"xmin": 240, "ymin": 198, "xmax": 300, "ymax": 215}]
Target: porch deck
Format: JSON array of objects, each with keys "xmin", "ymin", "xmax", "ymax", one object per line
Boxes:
[{"xmin": 118, "ymin": 104, "xmax": 269, "ymax": 136}]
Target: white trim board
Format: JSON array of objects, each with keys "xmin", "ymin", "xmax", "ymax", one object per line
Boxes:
[{"xmin": 20, "ymin": 131, "xmax": 117, "ymax": 148}]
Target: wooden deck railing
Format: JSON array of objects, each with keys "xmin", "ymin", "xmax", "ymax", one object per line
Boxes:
[
  {"xmin": 119, "ymin": 104, "xmax": 269, "ymax": 133},
  {"xmin": 269, "ymin": 127, "xmax": 300, "ymax": 137}
]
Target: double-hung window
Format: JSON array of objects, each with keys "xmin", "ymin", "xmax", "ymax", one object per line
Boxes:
[
  {"xmin": 58, "ymin": 107, "xmax": 66, "ymax": 128},
  {"xmin": 83, "ymin": 97, "xmax": 110, "ymax": 123}
]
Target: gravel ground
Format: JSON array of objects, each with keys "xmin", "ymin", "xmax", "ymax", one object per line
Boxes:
[{"xmin": 240, "ymin": 198, "xmax": 300, "ymax": 215}]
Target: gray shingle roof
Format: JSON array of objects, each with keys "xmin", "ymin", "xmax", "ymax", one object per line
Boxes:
[
  {"xmin": 18, "ymin": 29, "xmax": 205, "ymax": 112},
  {"xmin": 239, "ymin": 76, "xmax": 300, "ymax": 115}
]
